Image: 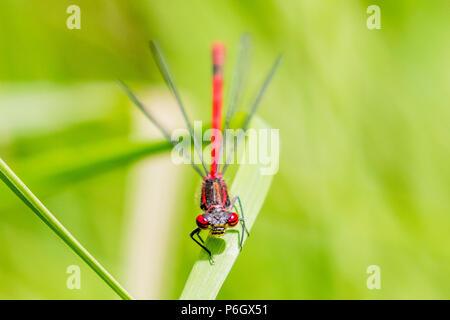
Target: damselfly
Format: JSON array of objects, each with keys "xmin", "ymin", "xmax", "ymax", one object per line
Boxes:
[{"xmin": 120, "ymin": 34, "xmax": 281, "ymax": 264}]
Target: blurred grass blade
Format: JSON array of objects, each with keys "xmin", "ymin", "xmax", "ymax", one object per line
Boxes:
[
  {"xmin": 0, "ymin": 157, "xmax": 133, "ymax": 300},
  {"xmin": 36, "ymin": 139, "xmax": 172, "ymax": 186},
  {"xmin": 180, "ymin": 117, "xmax": 275, "ymax": 300}
]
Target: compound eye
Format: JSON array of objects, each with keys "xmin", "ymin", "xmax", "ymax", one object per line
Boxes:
[
  {"xmin": 227, "ymin": 212, "xmax": 239, "ymax": 227},
  {"xmin": 196, "ymin": 215, "xmax": 209, "ymax": 229}
]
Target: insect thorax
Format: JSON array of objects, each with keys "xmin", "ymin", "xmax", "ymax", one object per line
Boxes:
[{"xmin": 200, "ymin": 175, "xmax": 231, "ymax": 211}]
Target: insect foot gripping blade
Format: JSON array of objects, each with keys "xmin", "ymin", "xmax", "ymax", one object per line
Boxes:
[{"xmin": 190, "ymin": 227, "xmax": 215, "ymax": 264}]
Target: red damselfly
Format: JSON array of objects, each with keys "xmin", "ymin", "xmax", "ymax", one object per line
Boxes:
[{"xmin": 120, "ymin": 34, "xmax": 281, "ymax": 264}]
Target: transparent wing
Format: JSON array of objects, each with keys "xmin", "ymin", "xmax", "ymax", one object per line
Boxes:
[
  {"xmin": 119, "ymin": 81, "xmax": 206, "ymax": 178},
  {"xmin": 224, "ymin": 33, "xmax": 252, "ymax": 131},
  {"xmin": 149, "ymin": 40, "xmax": 209, "ymax": 176},
  {"xmin": 221, "ymin": 55, "xmax": 282, "ymax": 175}
]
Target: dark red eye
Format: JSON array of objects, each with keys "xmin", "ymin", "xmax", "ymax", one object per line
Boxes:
[
  {"xmin": 196, "ymin": 215, "xmax": 209, "ymax": 229},
  {"xmin": 227, "ymin": 212, "xmax": 239, "ymax": 227}
]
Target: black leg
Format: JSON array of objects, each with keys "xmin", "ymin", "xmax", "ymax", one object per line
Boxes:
[
  {"xmin": 190, "ymin": 228, "xmax": 215, "ymax": 264},
  {"xmin": 197, "ymin": 232, "xmax": 205, "ymax": 244}
]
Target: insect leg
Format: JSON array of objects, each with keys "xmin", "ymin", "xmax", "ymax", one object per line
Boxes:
[
  {"xmin": 191, "ymin": 227, "xmax": 205, "ymax": 244},
  {"xmin": 232, "ymin": 195, "xmax": 250, "ymax": 251},
  {"xmin": 237, "ymin": 196, "xmax": 250, "ymax": 234},
  {"xmin": 237, "ymin": 195, "xmax": 250, "ymax": 243},
  {"xmin": 229, "ymin": 195, "xmax": 237, "ymax": 209},
  {"xmin": 190, "ymin": 228, "xmax": 215, "ymax": 264},
  {"xmin": 196, "ymin": 231, "xmax": 205, "ymax": 244}
]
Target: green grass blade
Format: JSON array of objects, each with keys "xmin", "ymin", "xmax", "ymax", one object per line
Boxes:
[
  {"xmin": 180, "ymin": 117, "xmax": 275, "ymax": 300},
  {"xmin": 0, "ymin": 157, "xmax": 133, "ymax": 300},
  {"xmin": 36, "ymin": 139, "xmax": 172, "ymax": 185}
]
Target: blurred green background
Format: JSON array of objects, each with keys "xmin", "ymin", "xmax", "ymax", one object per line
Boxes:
[{"xmin": 1, "ymin": 0, "xmax": 449, "ymax": 299}]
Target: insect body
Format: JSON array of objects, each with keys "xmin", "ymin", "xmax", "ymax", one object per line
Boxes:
[
  {"xmin": 189, "ymin": 43, "xmax": 248, "ymax": 259},
  {"xmin": 198, "ymin": 174, "xmax": 235, "ymax": 237},
  {"xmin": 191, "ymin": 172, "xmax": 248, "ymax": 263},
  {"xmin": 120, "ymin": 34, "xmax": 280, "ymax": 264}
]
